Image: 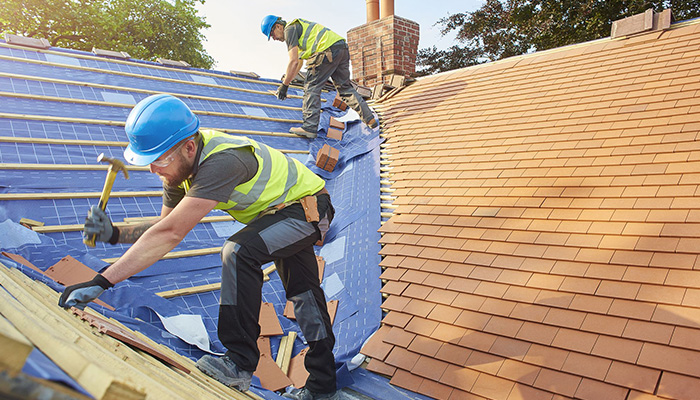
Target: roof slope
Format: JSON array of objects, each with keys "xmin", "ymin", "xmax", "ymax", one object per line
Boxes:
[{"xmin": 365, "ymin": 18, "xmax": 700, "ymax": 400}]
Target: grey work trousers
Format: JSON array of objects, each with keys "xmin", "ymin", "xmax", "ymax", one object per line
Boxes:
[
  {"xmin": 301, "ymin": 41, "xmax": 374, "ymax": 132},
  {"xmin": 217, "ymin": 193, "xmax": 337, "ymax": 394}
]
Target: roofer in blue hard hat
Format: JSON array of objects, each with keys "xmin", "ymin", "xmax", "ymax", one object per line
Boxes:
[
  {"xmin": 261, "ymin": 14, "xmax": 377, "ymax": 139},
  {"xmin": 58, "ymin": 94, "xmax": 339, "ymax": 400}
]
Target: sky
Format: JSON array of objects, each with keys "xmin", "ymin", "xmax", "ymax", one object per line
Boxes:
[{"xmin": 195, "ymin": 0, "xmax": 483, "ymax": 80}]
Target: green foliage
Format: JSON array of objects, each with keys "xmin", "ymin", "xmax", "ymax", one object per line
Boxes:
[
  {"xmin": 417, "ymin": 0, "xmax": 700, "ymax": 75},
  {"xmin": 0, "ymin": 0, "xmax": 214, "ymax": 69}
]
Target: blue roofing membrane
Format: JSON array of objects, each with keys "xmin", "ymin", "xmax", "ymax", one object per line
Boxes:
[{"xmin": 0, "ymin": 41, "xmax": 400, "ymax": 399}]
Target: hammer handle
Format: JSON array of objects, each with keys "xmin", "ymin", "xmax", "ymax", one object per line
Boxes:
[{"xmin": 83, "ymin": 169, "xmax": 118, "ymax": 247}]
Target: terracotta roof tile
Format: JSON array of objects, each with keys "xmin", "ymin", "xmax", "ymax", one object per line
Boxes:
[
  {"xmin": 360, "ymin": 325, "xmax": 394, "ymax": 360},
  {"xmin": 384, "ymin": 326, "xmax": 416, "ymax": 348},
  {"xmin": 434, "ymin": 341, "xmax": 472, "ymax": 366},
  {"xmin": 426, "ymin": 288, "xmax": 460, "ymax": 305},
  {"xmin": 607, "ymin": 298, "xmax": 656, "ymax": 320},
  {"xmin": 656, "ymin": 372, "xmax": 700, "ymax": 400},
  {"xmin": 390, "ymin": 369, "xmax": 424, "ymax": 393},
  {"xmin": 384, "ymin": 346, "xmax": 421, "ymax": 371},
  {"xmin": 479, "ymin": 298, "xmax": 517, "ymax": 317},
  {"xmin": 458, "ymin": 330, "xmax": 499, "ymax": 353},
  {"xmin": 622, "ymin": 319, "xmax": 673, "ymax": 344},
  {"xmin": 532, "ymin": 368, "xmax": 582, "ymax": 397},
  {"xmin": 417, "ymin": 378, "xmax": 454, "ymax": 400},
  {"xmin": 411, "ymin": 355, "xmax": 451, "ymax": 382},
  {"xmin": 574, "ymin": 378, "xmax": 628, "ymax": 400},
  {"xmin": 366, "ymin": 358, "xmax": 397, "ymax": 376},
  {"xmin": 542, "ymin": 308, "xmax": 587, "ymax": 329},
  {"xmin": 637, "ymin": 342, "xmax": 700, "ymax": 377},
  {"xmin": 591, "ymin": 335, "xmax": 643, "ymax": 364},
  {"xmin": 503, "ymin": 285, "xmax": 542, "ymax": 304},
  {"xmin": 441, "ymin": 364, "xmax": 480, "ymax": 392},
  {"xmin": 507, "ymin": 383, "xmax": 555, "ymax": 400},
  {"xmin": 405, "ymin": 316, "xmax": 440, "ymax": 337},
  {"xmin": 382, "ymin": 310, "xmax": 412, "ymax": 329},
  {"xmin": 562, "ymin": 351, "xmax": 612, "ymax": 381},
  {"xmin": 471, "ymin": 373, "xmax": 515, "ymax": 400},
  {"xmin": 604, "ymin": 360, "xmax": 660, "ymax": 393}
]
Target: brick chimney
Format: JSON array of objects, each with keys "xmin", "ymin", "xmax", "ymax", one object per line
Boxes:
[{"xmin": 347, "ymin": 0, "xmax": 419, "ymax": 88}]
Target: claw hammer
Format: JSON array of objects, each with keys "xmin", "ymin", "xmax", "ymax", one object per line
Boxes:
[{"xmin": 84, "ymin": 153, "xmax": 129, "ymax": 247}]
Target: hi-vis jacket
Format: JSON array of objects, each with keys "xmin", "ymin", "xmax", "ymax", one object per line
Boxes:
[
  {"xmin": 182, "ymin": 129, "xmax": 325, "ymax": 224},
  {"xmin": 289, "ymin": 18, "xmax": 344, "ymax": 60}
]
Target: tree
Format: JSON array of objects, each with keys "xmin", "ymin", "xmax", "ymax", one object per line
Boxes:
[
  {"xmin": 0, "ymin": 0, "xmax": 214, "ymax": 69},
  {"xmin": 416, "ymin": 0, "xmax": 700, "ymax": 76}
]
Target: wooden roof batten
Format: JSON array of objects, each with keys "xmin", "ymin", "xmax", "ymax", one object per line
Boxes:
[{"xmin": 365, "ymin": 8, "xmax": 700, "ymax": 400}]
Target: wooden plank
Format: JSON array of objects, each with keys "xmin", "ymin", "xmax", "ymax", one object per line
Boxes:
[
  {"xmin": 156, "ymin": 283, "xmax": 221, "ymax": 299},
  {"xmin": 0, "ymin": 265, "xmax": 254, "ymax": 400},
  {"xmin": 0, "ymin": 270, "xmax": 146, "ymax": 399},
  {"xmin": 0, "ymin": 314, "xmax": 34, "ymax": 374},
  {"xmin": 104, "ymin": 247, "xmax": 222, "ymax": 264},
  {"xmin": 275, "ymin": 332, "xmax": 297, "ymax": 375},
  {"xmin": 0, "ymin": 191, "xmax": 161, "ymax": 201},
  {"xmin": 0, "ymin": 163, "xmax": 148, "ymax": 171},
  {"xmin": 0, "ymin": 112, "xmax": 298, "ymax": 138}
]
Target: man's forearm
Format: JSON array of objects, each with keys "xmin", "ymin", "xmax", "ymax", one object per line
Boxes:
[
  {"xmin": 283, "ymin": 59, "xmax": 300, "ymax": 86},
  {"xmin": 102, "ymin": 222, "xmax": 182, "ymax": 284},
  {"xmin": 117, "ymin": 219, "xmax": 160, "ymax": 244}
]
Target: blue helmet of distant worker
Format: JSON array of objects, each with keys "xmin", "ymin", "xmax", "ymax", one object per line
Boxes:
[
  {"xmin": 123, "ymin": 94, "xmax": 200, "ymax": 166},
  {"xmin": 261, "ymin": 14, "xmax": 281, "ymax": 40}
]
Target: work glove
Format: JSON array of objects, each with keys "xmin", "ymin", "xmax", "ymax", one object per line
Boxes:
[
  {"xmin": 58, "ymin": 273, "xmax": 114, "ymax": 310},
  {"xmin": 276, "ymin": 84, "xmax": 288, "ymax": 100},
  {"xmin": 84, "ymin": 206, "xmax": 119, "ymax": 244}
]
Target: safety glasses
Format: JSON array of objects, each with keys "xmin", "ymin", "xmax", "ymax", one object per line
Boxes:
[{"xmin": 150, "ymin": 140, "xmax": 188, "ymax": 168}]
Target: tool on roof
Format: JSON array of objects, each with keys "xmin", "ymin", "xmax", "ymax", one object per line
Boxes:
[{"xmin": 83, "ymin": 153, "xmax": 129, "ymax": 247}]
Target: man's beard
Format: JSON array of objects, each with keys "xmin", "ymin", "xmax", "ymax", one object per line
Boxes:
[{"xmin": 158, "ymin": 155, "xmax": 191, "ymax": 187}]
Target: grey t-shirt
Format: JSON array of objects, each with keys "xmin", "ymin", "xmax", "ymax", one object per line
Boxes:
[
  {"xmin": 162, "ymin": 146, "xmax": 258, "ymax": 209},
  {"xmin": 284, "ymin": 21, "xmax": 302, "ymax": 51}
]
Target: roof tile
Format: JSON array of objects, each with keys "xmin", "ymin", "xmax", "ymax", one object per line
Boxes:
[
  {"xmin": 411, "ymin": 355, "xmax": 450, "ymax": 382},
  {"xmin": 656, "ymin": 371, "xmax": 700, "ymax": 400},
  {"xmin": 417, "ymin": 378, "xmax": 454, "ymax": 400},
  {"xmin": 574, "ymin": 378, "xmax": 628, "ymax": 400},
  {"xmin": 591, "ymin": 335, "xmax": 644, "ymax": 364},
  {"xmin": 561, "ymin": 351, "xmax": 611, "ymax": 381},
  {"xmin": 441, "ymin": 364, "xmax": 479, "ymax": 392},
  {"xmin": 533, "ymin": 368, "xmax": 582, "ymax": 397},
  {"xmin": 605, "ymin": 360, "xmax": 660, "ymax": 393},
  {"xmin": 471, "ymin": 373, "xmax": 516, "ymax": 400}
]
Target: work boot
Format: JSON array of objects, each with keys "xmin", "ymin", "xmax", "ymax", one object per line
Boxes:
[
  {"xmin": 365, "ymin": 118, "xmax": 378, "ymax": 129},
  {"xmin": 282, "ymin": 388, "xmax": 340, "ymax": 400},
  {"xmin": 290, "ymin": 126, "xmax": 318, "ymax": 139},
  {"xmin": 196, "ymin": 354, "xmax": 253, "ymax": 391}
]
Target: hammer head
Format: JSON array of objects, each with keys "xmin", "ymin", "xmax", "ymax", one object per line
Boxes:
[{"xmin": 97, "ymin": 153, "xmax": 130, "ymax": 179}]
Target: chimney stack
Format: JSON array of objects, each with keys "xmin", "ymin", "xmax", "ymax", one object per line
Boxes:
[{"xmin": 348, "ymin": 1, "xmax": 419, "ymax": 88}]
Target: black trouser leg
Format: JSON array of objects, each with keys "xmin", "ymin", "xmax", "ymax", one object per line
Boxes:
[{"xmin": 217, "ymin": 196, "xmax": 336, "ymax": 393}]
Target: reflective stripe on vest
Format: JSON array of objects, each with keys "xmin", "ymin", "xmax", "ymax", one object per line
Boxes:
[
  {"xmin": 290, "ymin": 18, "xmax": 344, "ymax": 59},
  {"xmin": 182, "ymin": 130, "xmax": 325, "ymax": 223}
]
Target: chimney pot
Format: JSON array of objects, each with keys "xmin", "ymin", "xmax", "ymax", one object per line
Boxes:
[
  {"xmin": 380, "ymin": 0, "xmax": 394, "ymax": 18},
  {"xmin": 366, "ymin": 0, "xmax": 379, "ymax": 22}
]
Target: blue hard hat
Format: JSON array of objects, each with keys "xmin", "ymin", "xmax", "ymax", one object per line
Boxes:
[
  {"xmin": 123, "ymin": 94, "xmax": 200, "ymax": 166},
  {"xmin": 261, "ymin": 15, "xmax": 280, "ymax": 40}
]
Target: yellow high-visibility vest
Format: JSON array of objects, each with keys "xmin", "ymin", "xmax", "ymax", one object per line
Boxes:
[
  {"xmin": 182, "ymin": 129, "xmax": 325, "ymax": 223},
  {"xmin": 289, "ymin": 18, "xmax": 344, "ymax": 60}
]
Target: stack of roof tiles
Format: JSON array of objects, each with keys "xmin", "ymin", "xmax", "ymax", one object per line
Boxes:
[{"xmin": 363, "ymin": 17, "xmax": 700, "ymax": 400}]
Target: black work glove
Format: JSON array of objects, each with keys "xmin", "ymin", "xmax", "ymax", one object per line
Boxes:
[
  {"xmin": 84, "ymin": 206, "xmax": 119, "ymax": 244},
  {"xmin": 58, "ymin": 273, "xmax": 114, "ymax": 310},
  {"xmin": 276, "ymin": 84, "xmax": 288, "ymax": 100}
]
